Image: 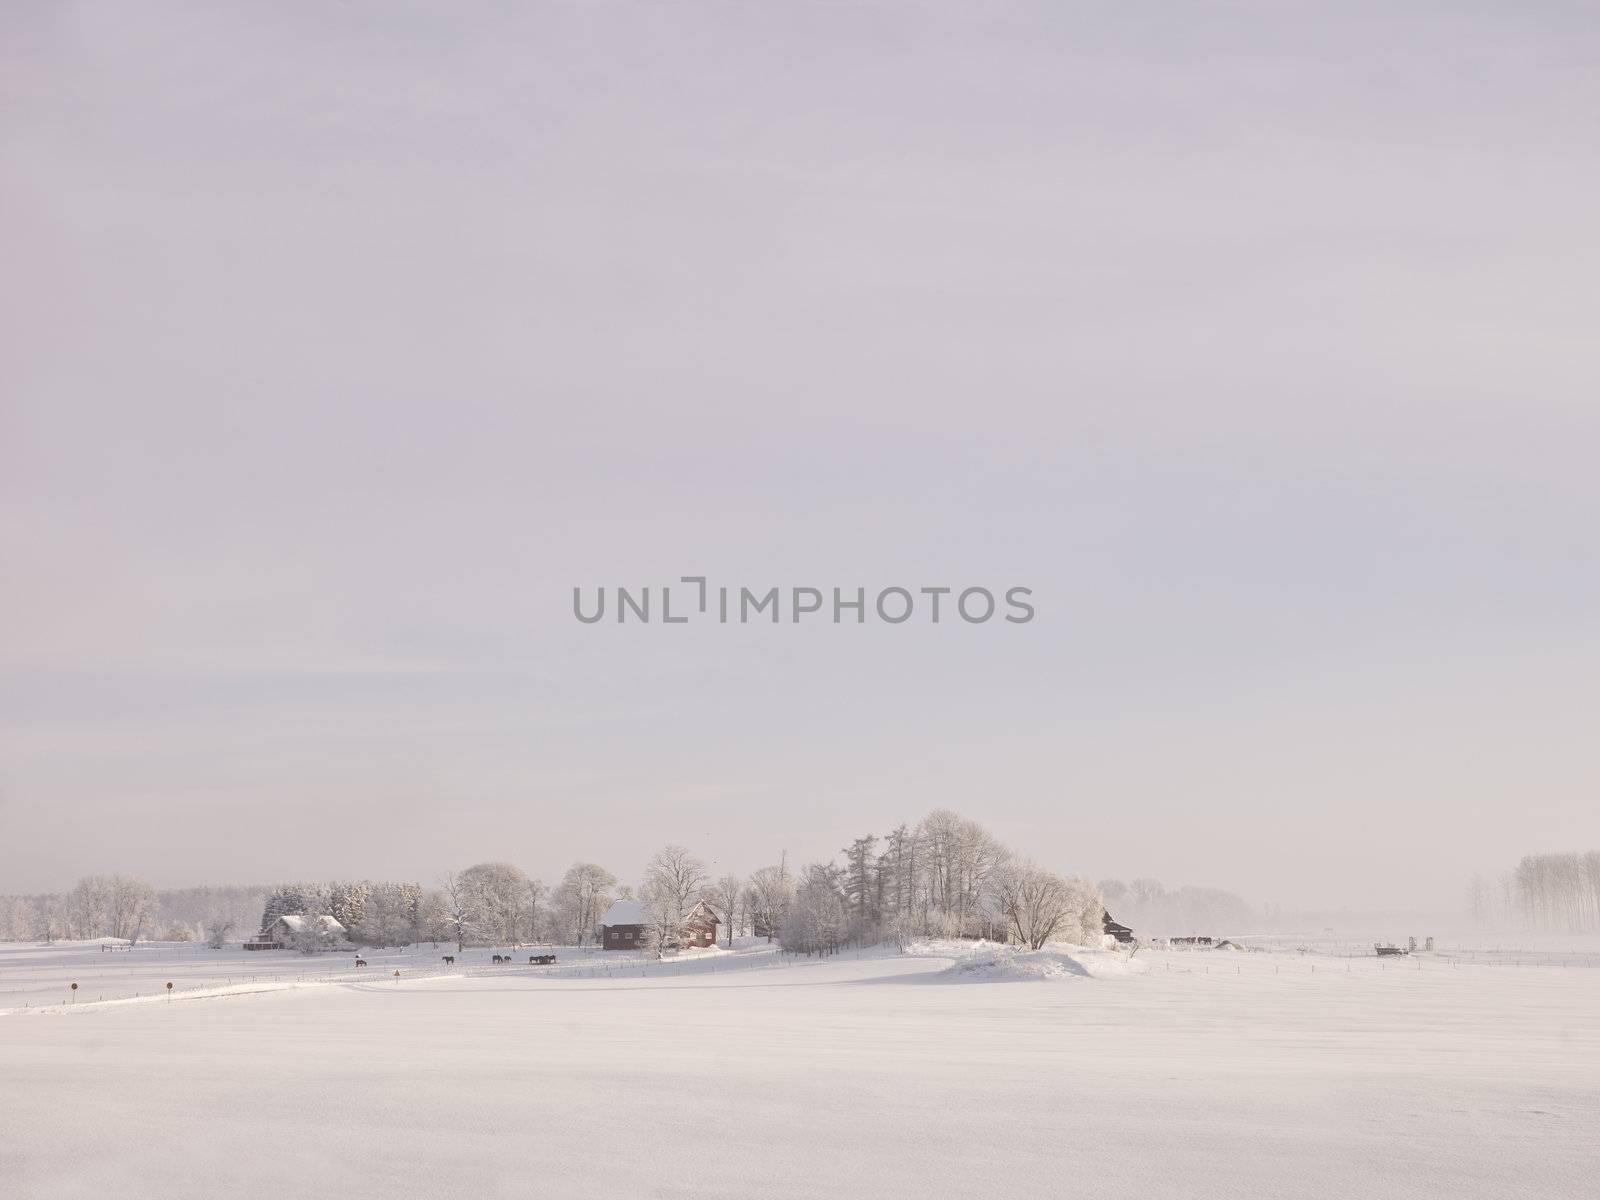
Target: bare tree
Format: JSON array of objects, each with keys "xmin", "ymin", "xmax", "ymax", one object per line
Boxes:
[
  {"xmin": 1508, "ymin": 851, "xmax": 1600, "ymax": 931},
  {"xmin": 916, "ymin": 810, "xmax": 1007, "ymax": 936},
  {"xmin": 780, "ymin": 864, "xmax": 846, "ymax": 956},
  {"xmin": 204, "ymin": 914, "xmax": 236, "ymax": 949},
  {"xmin": 995, "ymin": 860, "xmax": 1081, "ymax": 950},
  {"xmin": 1466, "ymin": 874, "xmax": 1491, "ymax": 926},
  {"xmin": 417, "ymin": 888, "xmax": 450, "ymax": 946},
  {"xmin": 1131, "ymin": 877, "xmax": 1166, "ymax": 907},
  {"xmin": 552, "ymin": 863, "xmax": 617, "ymax": 945},
  {"xmin": 65, "ymin": 874, "xmax": 157, "ymax": 941},
  {"xmin": 288, "ymin": 914, "xmax": 336, "ymax": 954},
  {"xmin": 458, "ymin": 862, "xmax": 531, "ymax": 945},
  {"xmin": 641, "ymin": 845, "xmax": 708, "ymax": 955},
  {"xmin": 350, "ymin": 883, "xmax": 423, "ymax": 946},
  {"xmin": 440, "ymin": 870, "xmax": 476, "ymax": 953},
  {"xmin": 746, "ymin": 862, "xmax": 794, "ymax": 942},
  {"xmin": 34, "ymin": 894, "xmax": 63, "ymax": 943},
  {"xmin": 709, "ymin": 873, "xmax": 743, "ymax": 948},
  {"xmin": 525, "ymin": 878, "xmax": 549, "ymax": 943},
  {"xmin": 842, "ymin": 835, "xmax": 879, "ymax": 933}
]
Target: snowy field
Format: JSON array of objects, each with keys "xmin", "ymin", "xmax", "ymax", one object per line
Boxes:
[
  {"xmin": 0, "ymin": 938, "xmax": 778, "ymax": 1011},
  {"xmin": 3, "ymin": 939, "xmax": 1598, "ymax": 1199}
]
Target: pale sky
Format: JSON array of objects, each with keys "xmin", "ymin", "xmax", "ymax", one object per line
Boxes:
[{"xmin": 3, "ymin": 1, "xmax": 1598, "ymax": 909}]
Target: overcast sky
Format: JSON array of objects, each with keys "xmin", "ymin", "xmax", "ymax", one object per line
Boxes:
[{"xmin": 3, "ymin": 1, "xmax": 1598, "ymax": 909}]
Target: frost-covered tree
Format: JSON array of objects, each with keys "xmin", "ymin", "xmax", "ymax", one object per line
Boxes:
[
  {"xmin": 259, "ymin": 882, "xmax": 335, "ymax": 936},
  {"xmin": 204, "ymin": 915, "xmax": 236, "ymax": 949},
  {"xmin": 34, "ymin": 894, "xmax": 63, "ymax": 943},
  {"xmin": 879, "ymin": 825, "xmax": 916, "ymax": 921},
  {"xmin": 709, "ymin": 873, "xmax": 744, "ymax": 949},
  {"xmin": 1466, "ymin": 874, "xmax": 1491, "ymax": 926},
  {"xmin": 439, "ymin": 871, "xmax": 478, "ymax": 952},
  {"xmin": 552, "ymin": 863, "xmax": 617, "ymax": 945},
  {"xmin": 779, "ymin": 865, "xmax": 846, "ymax": 957},
  {"xmin": 355, "ymin": 882, "xmax": 423, "ymax": 946},
  {"xmin": 1099, "ymin": 879, "xmax": 1129, "ymax": 909},
  {"xmin": 0, "ymin": 894, "xmax": 64, "ymax": 943},
  {"xmin": 328, "ymin": 881, "xmax": 372, "ymax": 932},
  {"xmin": 1508, "ymin": 851, "xmax": 1600, "ymax": 930},
  {"xmin": 640, "ymin": 846, "xmax": 708, "ymax": 955},
  {"xmin": 458, "ymin": 863, "xmax": 531, "ymax": 945},
  {"xmin": 157, "ymin": 885, "xmax": 267, "ymax": 942},
  {"xmin": 842, "ymin": 835, "xmax": 879, "ymax": 934},
  {"xmin": 746, "ymin": 862, "xmax": 793, "ymax": 942},
  {"xmin": 417, "ymin": 888, "xmax": 450, "ymax": 946},
  {"xmin": 65, "ymin": 875, "xmax": 157, "ymax": 941},
  {"xmin": 995, "ymin": 860, "xmax": 1083, "ymax": 950},
  {"xmin": 290, "ymin": 914, "xmax": 335, "ymax": 954},
  {"xmin": 525, "ymin": 878, "xmax": 550, "ymax": 944},
  {"xmin": 1130, "ymin": 878, "xmax": 1165, "ymax": 907},
  {"xmin": 916, "ymin": 810, "xmax": 1007, "ymax": 934}
]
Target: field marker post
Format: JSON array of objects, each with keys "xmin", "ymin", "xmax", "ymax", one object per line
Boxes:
[
  {"xmin": 70, "ymin": 982, "xmax": 77, "ymax": 1004},
  {"xmin": 166, "ymin": 981, "xmax": 173, "ymax": 1002}
]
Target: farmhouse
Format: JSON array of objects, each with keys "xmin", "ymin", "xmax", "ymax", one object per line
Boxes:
[
  {"xmin": 679, "ymin": 899, "xmax": 719, "ymax": 948},
  {"xmin": 600, "ymin": 898, "xmax": 720, "ymax": 951},
  {"xmin": 1102, "ymin": 910, "xmax": 1135, "ymax": 944},
  {"xmin": 268, "ymin": 913, "xmax": 348, "ymax": 946},
  {"xmin": 600, "ymin": 899, "xmax": 647, "ymax": 949}
]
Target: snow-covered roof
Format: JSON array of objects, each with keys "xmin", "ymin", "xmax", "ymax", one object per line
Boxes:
[
  {"xmin": 601, "ymin": 899, "xmax": 645, "ymax": 926},
  {"xmin": 276, "ymin": 913, "xmax": 346, "ymax": 934},
  {"xmin": 685, "ymin": 898, "xmax": 718, "ymax": 923}
]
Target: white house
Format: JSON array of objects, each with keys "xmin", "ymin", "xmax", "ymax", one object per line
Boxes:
[{"xmin": 269, "ymin": 913, "xmax": 349, "ymax": 948}]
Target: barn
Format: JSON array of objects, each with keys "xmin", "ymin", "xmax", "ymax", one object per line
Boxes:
[
  {"xmin": 1102, "ymin": 910, "xmax": 1135, "ymax": 944},
  {"xmin": 600, "ymin": 899, "xmax": 647, "ymax": 950}
]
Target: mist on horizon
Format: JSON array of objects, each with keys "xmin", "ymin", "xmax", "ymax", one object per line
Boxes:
[{"xmin": 4, "ymin": 2, "xmax": 1599, "ymax": 913}]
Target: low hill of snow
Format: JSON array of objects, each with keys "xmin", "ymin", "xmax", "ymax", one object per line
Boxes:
[{"xmin": 904, "ymin": 938, "xmax": 1150, "ymax": 981}]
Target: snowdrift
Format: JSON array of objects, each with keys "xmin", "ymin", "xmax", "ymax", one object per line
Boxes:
[{"xmin": 905, "ymin": 939, "xmax": 1149, "ymax": 982}]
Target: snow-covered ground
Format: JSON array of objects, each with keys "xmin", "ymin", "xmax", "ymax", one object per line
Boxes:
[
  {"xmin": 3, "ymin": 938, "xmax": 1597, "ymax": 1198},
  {"xmin": 0, "ymin": 937, "xmax": 778, "ymax": 1012}
]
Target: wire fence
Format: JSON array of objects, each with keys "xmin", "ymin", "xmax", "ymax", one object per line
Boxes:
[{"xmin": 3, "ymin": 937, "xmax": 1595, "ymax": 1012}]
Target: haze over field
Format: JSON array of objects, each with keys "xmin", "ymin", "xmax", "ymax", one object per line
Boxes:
[{"xmin": 4, "ymin": 2, "xmax": 1600, "ymax": 906}]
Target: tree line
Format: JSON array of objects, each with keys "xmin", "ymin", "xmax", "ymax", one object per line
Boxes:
[
  {"xmin": 1, "ymin": 808, "xmax": 1140, "ymax": 955},
  {"xmin": 0, "ymin": 877, "xmax": 267, "ymax": 947},
  {"xmin": 1467, "ymin": 851, "xmax": 1600, "ymax": 931}
]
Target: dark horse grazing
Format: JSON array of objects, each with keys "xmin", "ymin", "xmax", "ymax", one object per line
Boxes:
[
  {"xmin": 442, "ymin": 955, "xmax": 455, "ymax": 965},
  {"xmin": 354, "ymin": 958, "xmax": 367, "ymax": 967}
]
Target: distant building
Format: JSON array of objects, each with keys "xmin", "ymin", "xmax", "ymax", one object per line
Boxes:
[
  {"xmin": 600, "ymin": 899, "xmax": 647, "ymax": 950},
  {"xmin": 268, "ymin": 913, "xmax": 348, "ymax": 947},
  {"xmin": 600, "ymin": 898, "xmax": 719, "ymax": 951},
  {"xmin": 680, "ymin": 899, "xmax": 719, "ymax": 949},
  {"xmin": 1102, "ymin": 910, "xmax": 1135, "ymax": 944}
]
